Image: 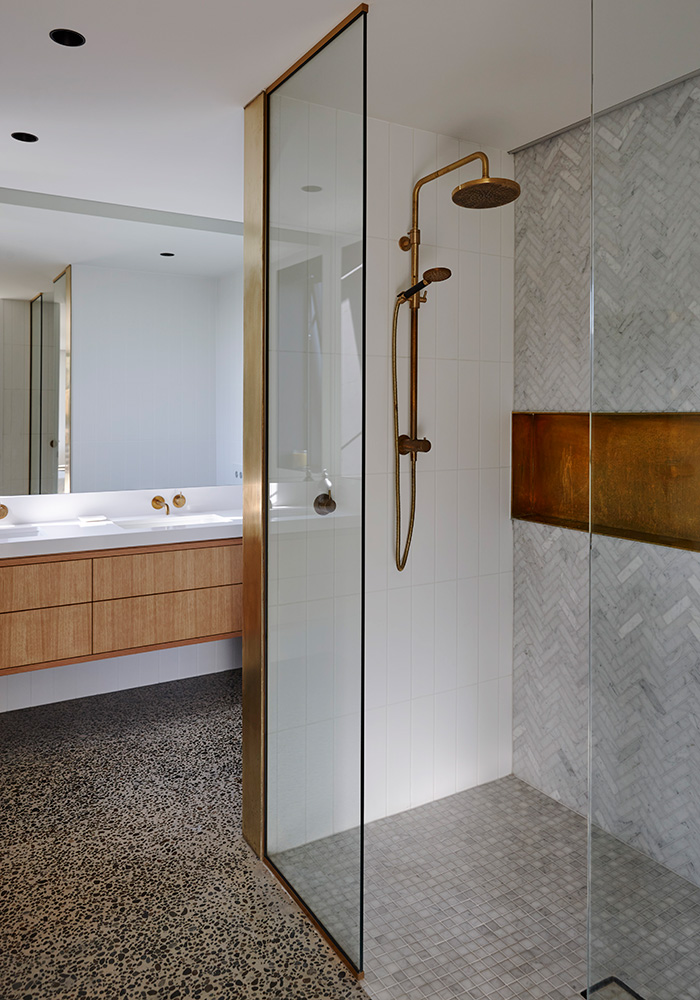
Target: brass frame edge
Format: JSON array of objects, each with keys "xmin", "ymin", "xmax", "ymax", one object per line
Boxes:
[
  {"xmin": 265, "ymin": 4, "xmax": 368, "ymax": 95},
  {"xmin": 242, "ymin": 91, "xmax": 267, "ymax": 859},
  {"xmin": 263, "ymin": 857, "xmax": 364, "ymax": 979}
]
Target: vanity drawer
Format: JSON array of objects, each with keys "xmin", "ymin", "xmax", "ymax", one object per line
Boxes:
[
  {"xmin": 92, "ymin": 584, "xmax": 242, "ymax": 654},
  {"xmin": 0, "ymin": 559, "xmax": 92, "ymax": 613},
  {"xmin": 92, "ymin": 543, "xmax": 242, "ymax": 601},
  {"xmin": 0, "ymin": 604, "xmax": 92, "ymax": 668}
]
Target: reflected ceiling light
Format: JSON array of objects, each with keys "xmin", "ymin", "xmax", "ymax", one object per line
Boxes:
[
  {"xmin": 11, "ymin": 132, "xmax": 38, "ymax": 142},
  {"xmin": 50, "ymin": 28, "xmax": 86, "ymax": 46},
  {"xmin": 301, "ymin": 185, "xmax": 322, "ymax": 192},
  {"xmin": 160, "ymin": 252, "xmax": 175, "ymax": 257}
]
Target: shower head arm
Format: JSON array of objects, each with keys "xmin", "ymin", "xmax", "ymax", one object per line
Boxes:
[{"xmin": 407, "ymin": 151, "xmax": 490, "ymax": 287}]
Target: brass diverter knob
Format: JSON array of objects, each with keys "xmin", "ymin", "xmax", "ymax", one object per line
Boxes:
[
  {"xmin": 0, "ymin": 504, "xmax": 8, "ymax": 519},
  {"xmin": 152, "ymin": 495, "xmax": 170, "ymax": 515},
  {"xmin": 173, "ymin": 493, "xmax": 186, "ymax": 508}
]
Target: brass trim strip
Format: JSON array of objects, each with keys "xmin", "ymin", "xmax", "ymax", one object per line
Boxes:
[
  {"xmin": 242, "ymin": 91, "xmax": 267, "ymax": 859},
  {"xmin": 263, "ymin": 3, "xmax": 368, "ymax": 96},
  {"xmin": 263, "ymin": 857, "xmax": 364, "ymax": 979}
]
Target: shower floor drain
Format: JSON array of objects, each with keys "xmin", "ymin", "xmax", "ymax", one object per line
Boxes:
[{"xmin": 581, "ymin": 977, "xmax": 646, "ymax": 1000}]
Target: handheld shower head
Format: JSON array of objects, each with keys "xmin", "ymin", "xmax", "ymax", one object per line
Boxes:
[
  {"xmin": 452, "ymin": 175, "xmax": 520, "ymax": 209},
  {"xmin": 398, "ymin": 266, "xmax": 452, "ymax": 301}
]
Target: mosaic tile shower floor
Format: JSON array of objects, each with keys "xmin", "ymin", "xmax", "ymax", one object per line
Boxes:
[{"xmin": 0, "ymin": 671, "xmax": 365, "ymax": 1000}]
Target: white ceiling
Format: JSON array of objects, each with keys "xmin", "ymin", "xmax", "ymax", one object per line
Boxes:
[{"xmin": 2, "ymin": 0, "xmax": 700, "ymax": 226}]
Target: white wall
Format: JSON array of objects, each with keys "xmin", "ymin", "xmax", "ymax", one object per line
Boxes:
[
  {"xmin": 0, "ymin": 636, "xmax": 242, "ymax": 713},
  {"xmin": 215, "ymin": 269, "xmax": 244, "ymax": 483},
  {"xmin": 364, "ymin": 119, "xmax": 515, "ymax": 822},
  {"xmin": 71, "ymin": 264, "xmax": 218, "ymax": 493},
  {"xmin": 1, "ymin": 300, "xmax": 30, "ymax": 495}
]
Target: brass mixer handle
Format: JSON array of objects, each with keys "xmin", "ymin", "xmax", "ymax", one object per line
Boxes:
[{"xmin": 398, "ymin": 434, "xmax": 432, "ymax": 455}]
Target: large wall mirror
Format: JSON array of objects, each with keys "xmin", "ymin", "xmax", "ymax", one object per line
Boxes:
[{"xmin": 0, "ymin": 198, "xmax": 243, "ymax": 496}]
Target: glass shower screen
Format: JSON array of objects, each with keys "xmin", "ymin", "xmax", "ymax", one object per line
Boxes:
[{"xmin": 265, "ymin": 12, "xmax": 366, "ymax": 972}]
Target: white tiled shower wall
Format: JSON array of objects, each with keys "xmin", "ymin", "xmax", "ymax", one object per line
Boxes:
[{"xmin": 364, "ymin": 119, "xmax": 515, "ymax": 822}]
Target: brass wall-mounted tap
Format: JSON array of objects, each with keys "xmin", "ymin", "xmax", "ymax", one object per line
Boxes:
[
  {"xmin": 173, "ymin": 493, "xmax": 186, "ymax": 508},
  {"xmin": 152, "ymin": 495, "xmax": 170, "ymax": 515},
  {"xmin": 0, "ymin": 504, "xmax": 8, "ymax": 519}
]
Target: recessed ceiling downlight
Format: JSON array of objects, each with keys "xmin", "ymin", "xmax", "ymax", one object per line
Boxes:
[
  {"xmin": 50, "ymin": 28, "xmax": 86, "ymax": 46},
  {"xmin": 11, "ymin": 132, "xmax": 38, "ymax": 143},
  {"xmin": 160, "ymin": 252, "xmax": 175, "ymax": 257},
  {"xmin": 301, "ymin": 185, "xmax": 322, "ymax": 192}
]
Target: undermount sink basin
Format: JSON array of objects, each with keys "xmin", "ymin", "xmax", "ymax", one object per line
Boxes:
[{"xmin": 113, "ymin": 513, "xmax": 235, "ymax": 530}]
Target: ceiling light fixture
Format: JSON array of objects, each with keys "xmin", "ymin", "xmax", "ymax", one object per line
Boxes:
[
  {"xmin": 11, "ymin": 132, "xmax": 38, "ymax": 143},
  {"xmin": 160, "ymin": 252, "xmax": 175, "ymax": 257},
  {"xmin": 301, "ymin": 185, "xmax": 322, "ymax": 192},
  {"xmin": 49, "ymin": 28, "xmax": 86, "ymax": 47}
]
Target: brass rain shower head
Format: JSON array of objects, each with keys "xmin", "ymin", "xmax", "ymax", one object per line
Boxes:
[{"xmin": 452, "ymin": 175, "xmax": 520, "ymax": 209}]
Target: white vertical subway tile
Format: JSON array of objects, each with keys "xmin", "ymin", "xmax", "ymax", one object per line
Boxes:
[
  {"xmin": 386, "ymin": 701, "xmax": 411, "ymax": 815},
  {"xmin": 276, "ymin": 657, "xmax": 307, "ymax": 731},
  {"xmin": 415, "ymin": 357, "xmax": 436, "ymax": 470},
  {"xmin": 436, "ymin": 133, "xmax": 460, "ymax": 250},
  {"xmin": 365, "ymin": 589, "xmax": 388, "ymax": 711},
  {"xmin": 306, "ymin": 720, "xmax": 335, "ymax": 842},
  {"xmin": 389, "ymin": 124, "xmax": 414, "ymax": 242},
  {"xmin": 365, "ymin": 706, "xmax": 387, "ymax": 822},
  {"xmin": 458, "ymin": 251, "xmax": 480, "ymax": 360},
  {"xmin": 411, "ymin": 583, "xmax": 435, "ymax": 699},
  {"xmin": 478, "ymin": 574, "xmax": 500, "ymax": 683},
  {"xmin": 435, "ymin": 248, "xmax": 460, "ymax": 360},
  {"xmin": 434, "ymin": 690, "xmax": 457, "ymax": 799},
  {"xmin": 410, "ymin": 470, "xmax": 436, "ymax": 585},
  {"xmin": 479, "ymin": 468, "xmax": 501, "ymax": 576},
  {"xmin": 413, "ymin": 130, "xmax": 438, "ymax": 247},
  {"xmin": 456, "ymin": 577, "xmax": 479, "ymax": 688},
  {"xmin": 457, "ymin": 469, "xmax": 479, "ymax": 580},
  {"xmin": 366, "ymin": 237, "xmax": 390, "ymax": 357},
  {"xmin": 334, "ymin": 711, "xmax": 361, "ymax": 833},
  {"xmin": 416, "ymin": 244, "xmax": 437, "ymax": 361},
  {"xmin": 365, "ymin": 473, "xmax": 389, "ymax": 594},
  {"xmin": 498, "ymin": 677, "xmax": 514, "ymax": 777},
  {"xmin": 434, "ymin": 579, "xmax": 457, "ymax": 693},
  {"xmin": 480, "ymin": 255, "xmax": 501, "ymax": 361},
  {"xmin": 500, "ymin": 257, "xmax": 515, "ymax": 362},
  {"xmin": 458, "ymin": 361, "xmax": 479, "ymax": 469},
  {"xmin": 387, "ymin": 587, "xmax": 412, "ymax": 705},
  {"xmin": 479, "ymin": 361, "xmax": 501, "ymax": 469},
  {"xmin": 389, "ymin": 250, "xmax": 412, "ymax": 357},
  {"xmin": 367, "ymin": 118, "xmax": 390, "ymax": 239},
  {"xmin": 388, "ymin": 466, "xmax": 413, "ymax": 590},
  {"xmin": 501, "ymin": 151, "xmax": 516, "ymax": 258},
  {"xmin": 410, "ymin": 694, "xmax": 434, "ymax": 807},
  {"xmin": 435, "ymin": 362, "xmax": 459, "ymax": 471},
  {"xmin": 276, "ymin": 726, "xmax": 307, "ymax": 851},
  {"xmin": 499, "ymin": 572, "xmax": 514, "ymax": 678},
  {"xmin": 366, "ymin": 355, "xmax": 389, "ymax": 475},
  {"xmin": 458, "ymin": 140, "xmax": 482, "ymax": 252},
  {"xmin": 334, "ymin": 595, "xmax": 362, "ymax": 715},
  {"xmin": 478, "ymin": 679, "xmax": 500, "ymax": 784},
  {"xmin": 500, "ymin": 363, "xmax": 514, "ymax": 468},
  {"xmin": 435, "ymin": 470, "xmax": 458, "ymax": 582},
  {"xmin": 456, "ymin": 684, "xmax": 478, "ymax": 791},
  {"xmin": 499, "ymin": 467, "xmax": 513, "ymax": 574},
  {"xmin": 481, "ymin": 206, "xmax": 501, "ymax": 257}
]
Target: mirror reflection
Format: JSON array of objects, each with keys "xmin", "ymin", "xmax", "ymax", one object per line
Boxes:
[{"xmin": 0, "ymin": 200, "xmax": 243, "ymax": 496}]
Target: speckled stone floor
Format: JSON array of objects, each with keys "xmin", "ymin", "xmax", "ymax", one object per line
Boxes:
[{"xmin": 0, "ymin": 670, "xmax": 367, "ymax": 1000}]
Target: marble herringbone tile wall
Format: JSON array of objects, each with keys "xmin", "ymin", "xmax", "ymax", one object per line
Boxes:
[
  {"xmin": 513, "ymin": 124, "xmax": 590, "ymax": 413},
  {"xmin": 513, "ymin": 72, "xmax": 700, "ymax": 888}
]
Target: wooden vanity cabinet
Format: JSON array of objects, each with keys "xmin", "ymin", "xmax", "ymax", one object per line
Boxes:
[{"xmin": 0, "ymin": 538, "xmax": 242, "ymax": 676}]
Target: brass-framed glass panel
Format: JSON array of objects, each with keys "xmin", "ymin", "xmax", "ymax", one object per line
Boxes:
[{"xmin": 264, "ymin": 9, "xmax": 366, "ymax": 972}]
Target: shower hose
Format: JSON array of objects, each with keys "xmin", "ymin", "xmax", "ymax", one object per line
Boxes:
[{"xmin": 391, "ymin": 295, "xmax": 416, "ymax": 572}]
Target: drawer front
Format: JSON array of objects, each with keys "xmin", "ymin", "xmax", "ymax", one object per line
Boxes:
[
  {"xmin": 92, "ymin": 544, "xmax": 242, "ymax": 601},
  {"xmin": 0, "ymin": 560, "xmax": 92, "ymax": 613},
  {"xmin": 0, "ymin": 604, "xmax": 92, "ymax": 668},
  {"xmin": 93, "ymin": 584, "xmax": 241, "ymax": 654}
]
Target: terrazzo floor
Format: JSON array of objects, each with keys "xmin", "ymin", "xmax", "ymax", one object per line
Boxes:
[{"xmin": 0, "ymin": 670, "xmax": 366, "ymax": 1000}]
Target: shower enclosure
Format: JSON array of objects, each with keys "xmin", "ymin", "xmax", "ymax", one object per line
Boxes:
[{"xmin": 245, "ymin": 1, "xmax": 700, "ymax": 994}]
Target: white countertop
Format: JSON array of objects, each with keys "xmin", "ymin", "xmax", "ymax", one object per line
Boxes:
[{"xmin": 0, "ymin": 509, "xmax": 242, "ymax": 559}]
